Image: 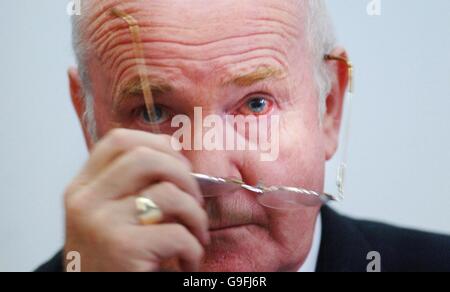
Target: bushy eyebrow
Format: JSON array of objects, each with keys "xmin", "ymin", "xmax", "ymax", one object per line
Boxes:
[
  {"xmin": 223, "ymin": 66, "xmax": 286, "ymax": 87},
  {"xmin": 114, "ymin": 76, "xmax": 173, "ymax": 107}
]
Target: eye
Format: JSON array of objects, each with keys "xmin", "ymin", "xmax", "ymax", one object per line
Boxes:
[
  {"xmin": 138, "ymin": 105, "xmax": 170, "ymax": 125},
  {"xmin": 238, "ymin": 96, "xmax": 273, "ymax": 115}
]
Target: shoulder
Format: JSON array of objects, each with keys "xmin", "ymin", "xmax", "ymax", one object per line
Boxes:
[
  {"xmin": 34, "ymin": 251, "xmax": 63, "ymax": 272},
  {"xmin": 353, "ymin": 217, "xmax": 450, "ymax": 272},
  {"xmin": 319, "ymin": 206, "xmax": 450, "ymax": 272}
]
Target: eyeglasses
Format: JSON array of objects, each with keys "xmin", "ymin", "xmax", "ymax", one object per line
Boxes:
[{"xmin": 192, "ymin": 173, "xmax": 342, "ymax": 210}]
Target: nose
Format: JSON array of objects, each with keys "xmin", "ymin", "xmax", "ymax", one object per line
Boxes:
[
  {"xmin": 183, "ymin": 149, "xmax": 238, "ymax": 178},
  {"xmin": 183, "ymin": 147, "xmax": 264, "ymax": 188}
]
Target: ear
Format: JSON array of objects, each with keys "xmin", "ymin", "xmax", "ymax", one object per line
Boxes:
[
  {"xmin": 68, "ymin": 67, "xmax": 94, "ymax": 150},
  {"xmin": 322, "ymin": 48, "xmax": 350, "ymax": 161}
]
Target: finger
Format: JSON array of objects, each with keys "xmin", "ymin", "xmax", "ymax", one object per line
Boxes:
[
  {"xmin": 112, "ymin": 182, "xmax": 209, "ymax": 245},
  {"xmin": 79, "ymin": 129, "xmax": 188, "ymax": 182},
  {"xmin": 85, "ymin": 146, "xmax": 202, "ymax": 203},
  {"xmin": 132, "ymin": 224, "xmax": 205, "ymax": 272}
]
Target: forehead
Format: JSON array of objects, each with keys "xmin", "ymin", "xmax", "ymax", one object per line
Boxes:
[
  {"xmin": 81, "ymin": 0, "xmax": 309, "ymax": 92},
  {"xmin": 83, "ymin": 0, "xmax": 305, "ymax": 28},
  {"xmin": 82, "ymin": 0, "xmax": 306, "ymax": 53}
]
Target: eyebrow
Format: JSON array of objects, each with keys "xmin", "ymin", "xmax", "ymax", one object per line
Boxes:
[
  {"xmin": 114, "ymin": 76, "xmax": 173, "ymax": 107},
  {"xmin": 224, "ymin": 66, "xmax": 286, "ymax": 87},
  {"xmin": 114, "ymin": 66, "xmax": 285, "ymax": 107}
]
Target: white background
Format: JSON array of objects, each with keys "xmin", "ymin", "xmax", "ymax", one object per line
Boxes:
[{"xmin": 0, "ymin": 0, "xmax": 449, "ymax": 271}]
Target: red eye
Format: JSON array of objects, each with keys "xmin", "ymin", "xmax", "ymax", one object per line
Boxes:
[{"xmin": 238, "ymin": 97, "xmax": 273, "ymax": 115}]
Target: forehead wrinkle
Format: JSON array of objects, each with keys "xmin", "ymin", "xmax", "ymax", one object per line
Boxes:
[
  {"xmin": 96, "ymin": 27, "xmax": 141, "ymax": 66},
  {"xmin": 90, "ymin": 2, "xmax": 302, "ymax": 65},
  {"xmin": 85, "ymin": 3, "xmax": 150, "ymax": 69},
  {"xmin": 94, "ymin": 7, "xmax": 171, "ymax": 57},
  {"xmin": 101, "ymin": 26, "xmax": 293, "ymax": 64},
  {"xmin": 99, "ymin": 21, "xmax": 297, "ymax": 56},
  {"xmin": 104, "ymin": 31, "xmax": 292, "ymax": 92},
  {"xmin": 86, "ymin": 1, "xmax": 142, "ymax": 44},
  {"xmin": 107, "ymin": 44, "xmax": 289, "ymax": 81},
  {"xmin": 83, "ymin": 0, "xmax": 306, "ymax": 62},
  {"xmin": 103, "ymin": 28, "xmax": 293, "ymax": 80},
  {"xmin": 90, "ymin": 20, "xmax": 143, "ymax": 66},
  {"xmin": 84, "ymin": 3, "xmax": 123, "ymax": 47},
  {"xmin": 86, "ymin": 2, "xmax": 304, "ymax": 83}
]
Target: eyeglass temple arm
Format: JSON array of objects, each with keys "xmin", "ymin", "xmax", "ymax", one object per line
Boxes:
[
  {"xmin": 324, "ymin": 54, "xmax": 354, "ymax": 200},
  {"xmin": 324, "ymin": 54, "xmax": 354, "ymax": 93}
]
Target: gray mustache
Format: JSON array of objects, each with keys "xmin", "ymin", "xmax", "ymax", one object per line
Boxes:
[{"xmin": 205, "ymin": 194, "xmax": 266, "ymax": 229}]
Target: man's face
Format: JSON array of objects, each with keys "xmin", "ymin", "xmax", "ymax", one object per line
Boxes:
[{"xmin": 75, "ymin": 0, "xmax": 343, "ymax": 271}]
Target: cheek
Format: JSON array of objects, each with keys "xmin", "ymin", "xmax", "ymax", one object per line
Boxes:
[
  {"xmin": 280, "ymin": 117, "xmax": 324, "ymax": 187},
  {"xmin": 250, "ymin": 111, "xmax": 326, "ymax": 191}
]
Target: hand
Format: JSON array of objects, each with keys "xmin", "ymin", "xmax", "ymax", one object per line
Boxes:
[{"xmin": 63, "ymin": 129, "xmax": 209, "ymax": 272}]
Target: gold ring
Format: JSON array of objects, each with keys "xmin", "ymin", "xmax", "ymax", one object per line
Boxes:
[{"xmin": 135, "ymin": 197, "xmax": 163, "ymax": 225}]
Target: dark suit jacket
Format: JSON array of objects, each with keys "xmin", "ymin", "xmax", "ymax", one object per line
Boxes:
[{"xmin": 35, "ymin": 206, "xmax": 450, "ymax": 272}]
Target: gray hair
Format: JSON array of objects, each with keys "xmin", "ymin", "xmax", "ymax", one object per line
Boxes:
[{"xmin": 72, "ymin": 0, "xmax": 337, "ymax": 140}]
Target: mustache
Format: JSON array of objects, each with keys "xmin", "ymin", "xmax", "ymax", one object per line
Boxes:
[{"xmin": 204, "ymin": 191, "xmax": 268, "ymax": 230}]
